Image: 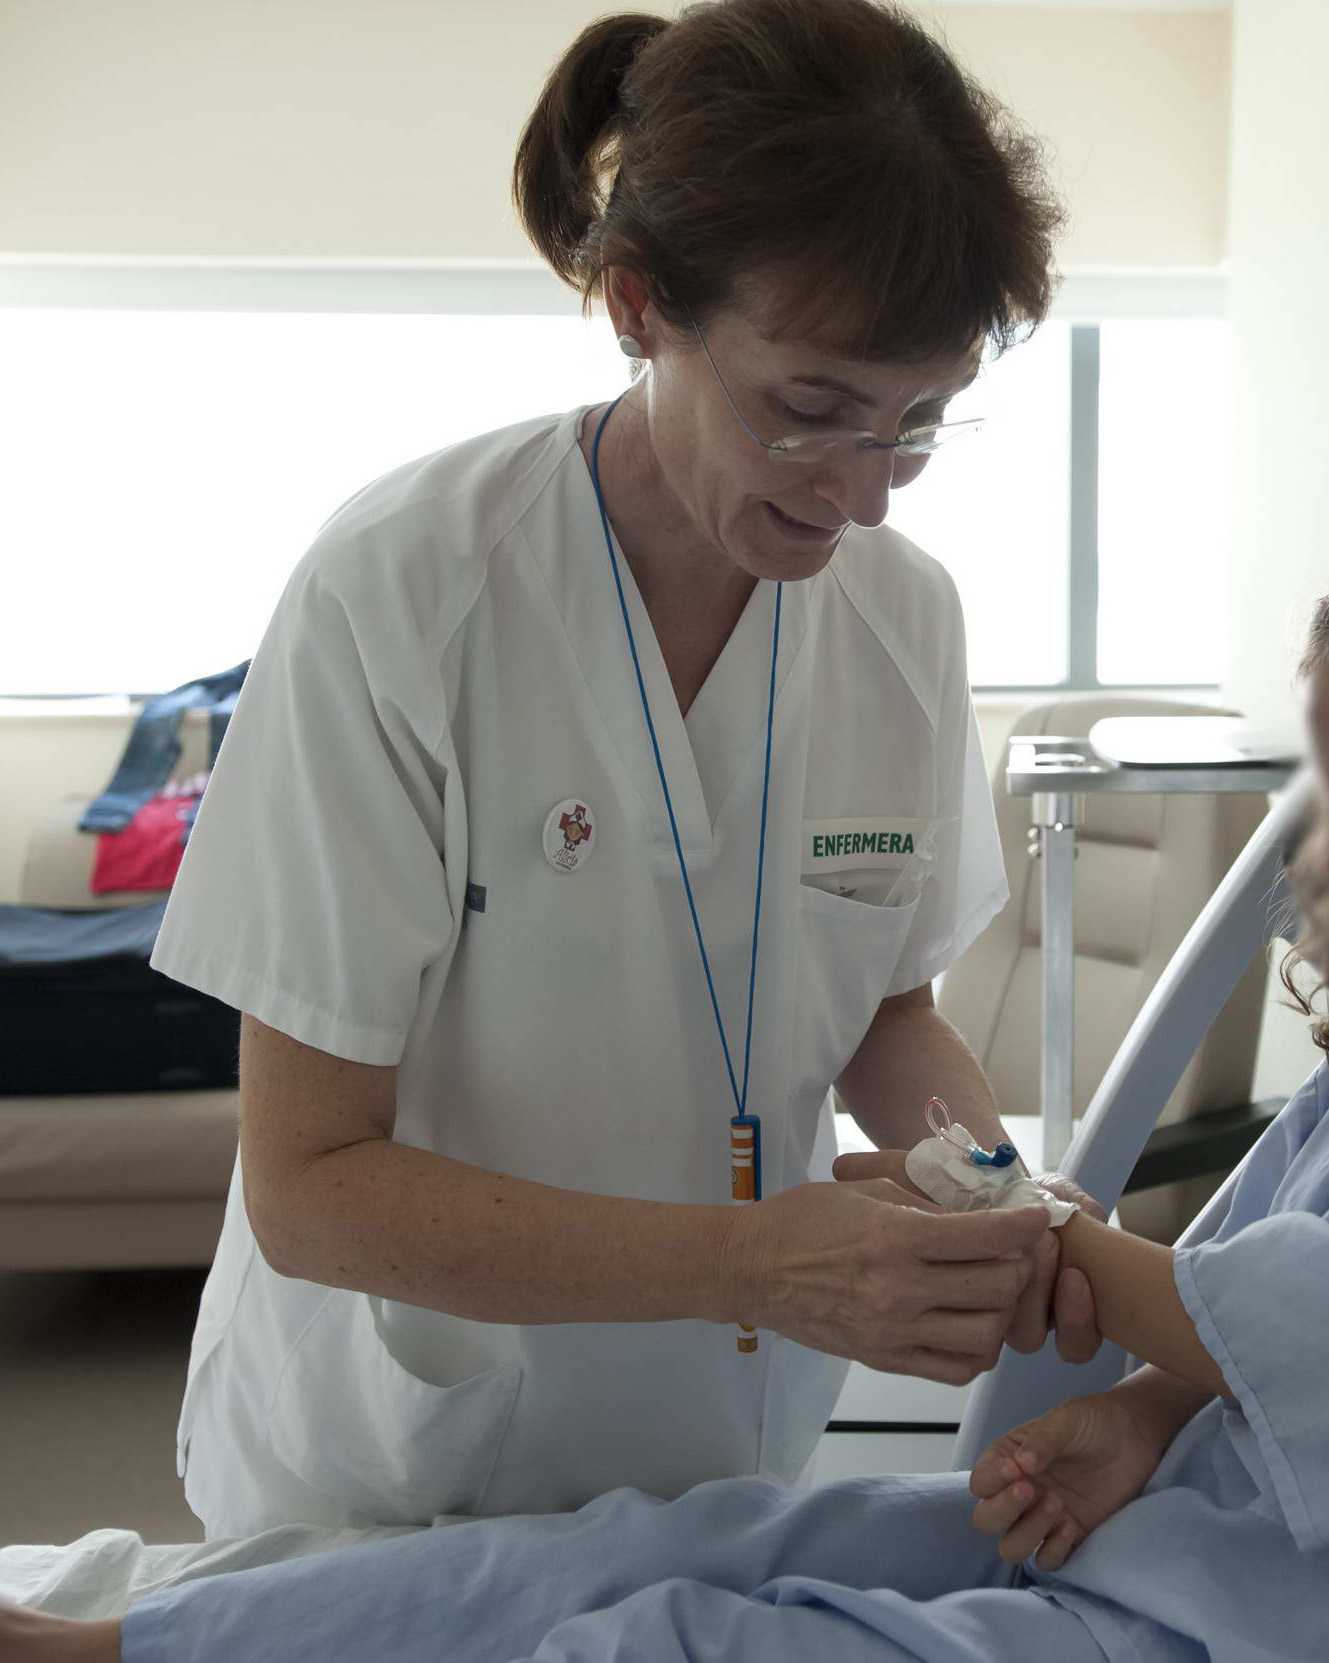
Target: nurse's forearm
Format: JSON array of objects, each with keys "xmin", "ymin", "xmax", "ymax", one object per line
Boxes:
[
  {"xmin": 267, "ymin": 1139, "xmax": 739, "ymax": 1325},
  {"xmin": 835, "ymin": 996, "xmax": 1012, "ymax": 1157},
  {"xmin": 1056, "ymin": 1213, "xmax": 1228, "ymax": 1398}
]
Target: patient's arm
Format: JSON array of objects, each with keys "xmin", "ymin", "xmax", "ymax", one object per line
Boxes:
[
  {"xmin": 1107, "ymin": 1361, "xmax": 1216, "ymax": 1446},
  {"xmin": 970, "ymin": 1229, "xmax": 1231, "ymax": 1570},
  {"xmin": 1056, "ymin": 1212, "xmax": 1229, "ymax": 1399},
  {"xmin": 970, "ymin": 1245, "xmax": 1222, "ymax": 1572}
]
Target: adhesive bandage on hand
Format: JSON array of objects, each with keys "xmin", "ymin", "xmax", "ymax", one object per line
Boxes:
[{"xmin": 904, "ymin": 1099, "xmax": 1080, "ymax": 1227}]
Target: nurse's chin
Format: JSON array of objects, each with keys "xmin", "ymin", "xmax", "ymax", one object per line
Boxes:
[
  {"xmin": 748, "ymin": 520, "xmax": 845, "ymax": 579},
  {"xmin": 755, "ymin": 547, "xmax": 843, "ymax": 585}
]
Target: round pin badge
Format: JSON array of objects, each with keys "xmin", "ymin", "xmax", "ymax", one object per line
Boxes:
[{"xmin": 543, "ymin": 799, "xmax": 597, "ymax": 873}]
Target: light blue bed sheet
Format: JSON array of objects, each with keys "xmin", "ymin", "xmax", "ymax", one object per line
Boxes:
[{"xmin": 5, "ymin": 1066, "xmax": 1328, "ymax": 1661}]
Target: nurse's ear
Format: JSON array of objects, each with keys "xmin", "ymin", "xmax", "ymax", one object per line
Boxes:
[
  {"xmin": 600, "ymin": 250, "xmax": 711, "ymax": 380},
  {"xmin": 599, "ymin": 258, "xmax": 669, "ymax": 370}
]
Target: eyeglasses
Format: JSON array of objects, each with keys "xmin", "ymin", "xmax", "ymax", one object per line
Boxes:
[{"xmin": 690, "ymin": 316, "xmax": 984, "ymax": 464}]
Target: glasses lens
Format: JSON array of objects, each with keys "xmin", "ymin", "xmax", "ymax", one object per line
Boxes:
[
  {"xmin": 896, "ymin": 418, "xmax": 984, "ymax": 456},
  {"xmin": 772, "ymin": 432, "xmax": 878, "ymax": 463},
  {"xmin": 774, "ymin": 419, "xmax": 984, "ymax": 462}
]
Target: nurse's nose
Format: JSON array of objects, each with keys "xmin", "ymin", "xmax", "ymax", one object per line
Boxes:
[{"xmin": 810, "ymin": 446, "xmax": 896, "ymax": 531}]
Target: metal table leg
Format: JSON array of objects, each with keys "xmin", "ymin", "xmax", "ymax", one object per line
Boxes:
[{"xmin": 1031, "ymin": 791, "xmax": 1080, "ymax": 1168}]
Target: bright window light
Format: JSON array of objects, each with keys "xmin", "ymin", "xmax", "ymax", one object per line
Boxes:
[
  {"xmin": 0, "ymin": 310, "xmax": 629, "ymax": 695},
  {"xmin": 0, "ymin": 307, "xmax": 1221, "ymax": 698},
  {"xmin": 1096, "ymin": 320, "xmax": 1230, "ymax": 685},
  {"xmin": 886, "ymin": 322, "xmax": 1071, "ymax": 686}
]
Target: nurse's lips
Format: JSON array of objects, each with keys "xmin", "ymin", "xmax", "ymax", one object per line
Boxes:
[{"xmin": 766, "ymin": 502, "xmax": 844, "ymax": 540}]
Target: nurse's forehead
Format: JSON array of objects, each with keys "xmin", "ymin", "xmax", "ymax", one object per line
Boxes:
[
  {"xmin": 726, "ymin": 315, "xmax": 981, "ymax": 406},
  {"xmin": 784, "ymin": 358, "xmax": 980, "ymax": 408}
]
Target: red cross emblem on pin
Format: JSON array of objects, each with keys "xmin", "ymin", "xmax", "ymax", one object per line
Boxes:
[
  {"xmin": 560, "ymin": 805, "xmax": 591, "ymax": 847},
  {"xmin": 543, "ymin": 799, "xmax": 597, "ymax": 873}
]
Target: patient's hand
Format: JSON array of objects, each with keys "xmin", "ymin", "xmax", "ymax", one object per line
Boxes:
[{"xmin": 968, "ymin": 1391, "xmax": 1166, "ymax": 1571}]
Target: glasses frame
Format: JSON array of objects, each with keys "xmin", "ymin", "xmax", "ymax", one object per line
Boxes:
[{"xmin": 688, "ymin": 316, "xmax": 983, "ymax": 462}]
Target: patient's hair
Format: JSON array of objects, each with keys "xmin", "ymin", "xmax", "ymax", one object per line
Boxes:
[
  {"xmin": 510, "ymin": 0, "xmax": 1065, "ymax": 375},
  {"xmin": 1279, "ymin": 594, "xmax": 1329, "ymax": 1052}
]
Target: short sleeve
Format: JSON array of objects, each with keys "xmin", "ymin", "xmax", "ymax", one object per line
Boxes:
[
  {"xmin": 149, "ymin": 537, "xmax": 456, "ymax": 1066},
  {"xmin": 886, "ymin": 586, "xmax": 1008, "ymax": 995},
  {"xmin": 1174, "ymin": 1211, "xmax": 1329, "ymax": 1553}
]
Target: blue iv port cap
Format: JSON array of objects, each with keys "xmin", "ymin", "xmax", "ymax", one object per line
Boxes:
[{"xmin": 970, "ymin": 1142, "xmax": 1020, "ymax": 1169}]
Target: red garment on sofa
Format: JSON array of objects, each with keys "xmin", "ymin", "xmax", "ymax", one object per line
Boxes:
[{"xmin": 89, "ymin": 790, "xmax": 205, "ymax": 894}]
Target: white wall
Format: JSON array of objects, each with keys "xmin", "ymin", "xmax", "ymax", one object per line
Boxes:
[
  {"xmin": 0, "ymin": 1, "xmax": 1227, "ymax": 267},
  {"xmin": 1222, "ymin": 0, "xmax": 1329, "ymax": 730},
  {"xmin": 1217, "ymin": 0, "xmax": 1329, "ymax": 1100},
  {"xmin": 916, "ymin": 3, "xmax": 1229, "ymax": 266}
]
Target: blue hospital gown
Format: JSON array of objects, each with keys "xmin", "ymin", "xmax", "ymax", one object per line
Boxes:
[{"xmin": 118, "ymin": 1067, "xmax": 1329, "ymax": 1663}]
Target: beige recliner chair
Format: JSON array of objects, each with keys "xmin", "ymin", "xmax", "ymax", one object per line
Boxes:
[{"xmin": 937, "ymin": 694, "xmax": 1272, "ymax": 1243}]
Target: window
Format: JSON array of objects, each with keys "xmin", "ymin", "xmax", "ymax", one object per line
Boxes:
[
  {"xmin": 1096, "ymin": 320, "xmax": 1229, "ymax": 686},
  {"xmin": 0, "ymin": 272, "xmax": 1228, "ymax": 697},
  {"xmin": 0, "ymin": 306, "xmax": 628, "ymax": 698},
  {"xmin": 886, "ymin": 322, "xmax": 1071, "ymax": 686}
]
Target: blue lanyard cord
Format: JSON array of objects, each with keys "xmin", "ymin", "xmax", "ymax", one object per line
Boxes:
[
  {"xmin": 741, "ymin": 591, "xmax": 781, "ymax": 1113},
  {"xmin": 591, "ymin": 396, "xmax": 781, "ymax": 1120}
]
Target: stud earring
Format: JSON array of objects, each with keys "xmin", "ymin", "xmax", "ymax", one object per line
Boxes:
[{"xmin": 617, "ymin": 334, "xmax": 645, "ymax": 358}]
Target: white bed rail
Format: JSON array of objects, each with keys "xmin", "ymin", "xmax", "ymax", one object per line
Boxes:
[{"xmin": 952, "ymin": 767, "xmax": 1316, "ymax": 1470}]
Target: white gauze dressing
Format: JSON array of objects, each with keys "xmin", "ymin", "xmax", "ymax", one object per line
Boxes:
[{"xmin": 904, "ymin": 1099, "xmax": 1079, "ymax": 1227}]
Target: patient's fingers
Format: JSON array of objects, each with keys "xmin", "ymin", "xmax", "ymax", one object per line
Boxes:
[
  {"xmin": 1033, "ymin": 1516, "xmax": 1082, "ymax": 1573},
  {"xmin": 968, "ymin": 1439, "xmax": 1023, "ymax": 1498},
  {"xmin": 985, "ymin": 1484, "xmax": 1067, "ymax": 1564},
  {"xmin": 970, "ymin": 1476, "xmax": 1043, "ymax": 1542}
]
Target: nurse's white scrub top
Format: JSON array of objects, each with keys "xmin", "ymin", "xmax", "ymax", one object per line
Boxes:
[{"xmin": 149, "ymin": 402, "xmax": 1009, "ymax": 1532}]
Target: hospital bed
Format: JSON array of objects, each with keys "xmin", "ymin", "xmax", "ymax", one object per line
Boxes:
[
  {"xmin": 953, "ymin": 764, "xmax": 1315, "ymax": 1467},
  {"xmin": 1, "ymin": 771, "xmax": 1316, "ymax": 1618}
]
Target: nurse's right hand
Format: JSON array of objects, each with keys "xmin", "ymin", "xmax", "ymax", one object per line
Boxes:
[{"xmin": 725, "ymin": 1180, "xmax": 1052, "ymax": 1384}]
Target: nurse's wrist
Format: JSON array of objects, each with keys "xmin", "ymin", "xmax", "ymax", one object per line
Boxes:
[{"xmin": 711, "ymin": 1203, "xmax": 771, "ymax": 1327}]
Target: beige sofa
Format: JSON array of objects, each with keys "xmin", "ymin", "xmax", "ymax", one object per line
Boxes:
[{"xmin": 0, "ymin": 711, "xmax": 237, "ymax": 1271}]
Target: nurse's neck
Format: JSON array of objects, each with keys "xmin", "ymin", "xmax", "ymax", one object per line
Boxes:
[{"xmin": 578, "ymin": 398, "xmax": 758, "ymax": 670}]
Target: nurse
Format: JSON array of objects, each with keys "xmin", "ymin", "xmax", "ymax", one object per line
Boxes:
[{"xmin": 150, "ymin": 0, "xmax": 1102, "ymax": 1540}]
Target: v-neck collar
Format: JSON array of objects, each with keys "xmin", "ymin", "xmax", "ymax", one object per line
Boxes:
[{"xmin": 525, "ymin": 404, "xmax": 818, "ymax": 857}]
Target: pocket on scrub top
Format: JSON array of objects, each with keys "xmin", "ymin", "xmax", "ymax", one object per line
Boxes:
[
  {"xmin": 177, "ymin": 1166, "xmax": 258, "ymax": 1477},
  {"xmin": 758, "ymin": 1331, "xmax": 853, "ymax": 1486},
  {"xmin": 267, "ymin": 1290, "xmax": 523, "ymax": 1525},
  {"xmin": 792, "ymin": 883, "xmax": 921, "ymax": 1097}
]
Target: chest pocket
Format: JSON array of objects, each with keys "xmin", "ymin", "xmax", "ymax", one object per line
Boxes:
[
  {"xmin": 800, "ymin": 815, "xmax": 943, "ymax": 909},
  {"xmin": 790, "ymin": 882, "xmax": 921, "ymax": 1101}
]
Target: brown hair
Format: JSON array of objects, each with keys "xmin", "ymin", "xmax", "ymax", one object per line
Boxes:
[
  {"xmin": 1279, "ymin": 595, "xmax": 1329, "ymax": 1051},
  {"xmin": 511, "ymin": 0, "xmax": 1065, "ymax": 375}
]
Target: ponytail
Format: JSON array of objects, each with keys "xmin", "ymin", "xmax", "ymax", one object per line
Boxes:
[
  {"xmin": 511, "ymin": 1, "xmax": 1064, "ymax": 369},
  {"xmin": 511, "ymin": 13, "xmax": 670, "ymax": 305}
]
